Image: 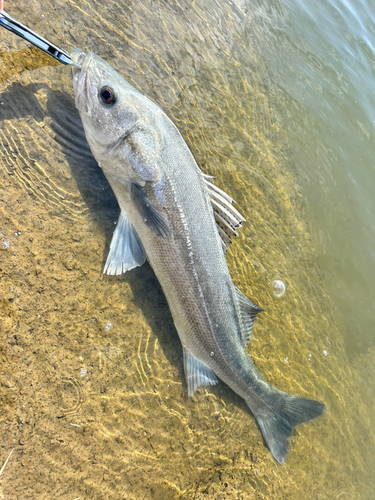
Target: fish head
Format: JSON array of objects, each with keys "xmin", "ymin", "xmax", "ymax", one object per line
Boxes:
[
  {"xmin": 71, "ymin": 49, "xmax": 142, "ymax": 146},
  {"xmin": 71, "ymin": 49, "xmax": 162, "ymax": 182}
]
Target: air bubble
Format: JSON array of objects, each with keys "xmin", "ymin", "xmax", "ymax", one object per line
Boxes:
[
  {"xmin": 210, "ymin": 352, "xmax": 214, "ymax": 357},
  {"xmin": 272, "ymin": 280, "xmax": 286, "ymax": 298}
]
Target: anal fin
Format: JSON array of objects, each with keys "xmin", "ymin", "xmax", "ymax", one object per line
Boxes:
[
  {"xmin": 104, "ymin": 211, "xmax": 146, "ymax": 275},
  {"xmin": 183, "ymin": 347, "xmax": 218, "ymax": 397}
]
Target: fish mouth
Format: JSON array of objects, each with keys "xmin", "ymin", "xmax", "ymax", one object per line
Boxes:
[
  {"xmin": 70, "ymin": 49, "xmax": 95, "ymax": 113},
  {"xmin": 71, "ymin": 48, "xmax": 87, "ymax": 75}
]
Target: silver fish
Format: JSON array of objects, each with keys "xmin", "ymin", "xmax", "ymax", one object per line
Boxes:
[{"xmin": 71, "ymin": 49, "xmax": 326, "ymax": 464}]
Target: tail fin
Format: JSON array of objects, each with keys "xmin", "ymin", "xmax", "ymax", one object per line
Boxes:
[{"xmin": 253, "ymin": 394, "xmax": 326, "ymax": 464}]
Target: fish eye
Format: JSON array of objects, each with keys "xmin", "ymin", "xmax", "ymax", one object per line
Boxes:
[{"xmin": 99, "ymin": 86, "xmax": 117, "ymax": 106}]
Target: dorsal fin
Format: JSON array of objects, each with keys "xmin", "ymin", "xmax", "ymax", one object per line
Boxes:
[
  {"xmin": 202, "ymin": 174, "xmax": 245, "ymax": 252},
  {"xmin": 235, "ymin": 287, "xmax": 264, "ymax": 346}
]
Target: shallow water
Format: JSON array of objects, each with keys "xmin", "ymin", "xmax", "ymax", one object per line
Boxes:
[{"xmin": 0, "ymin": 0, "xmax": 374, "ymax": 499}]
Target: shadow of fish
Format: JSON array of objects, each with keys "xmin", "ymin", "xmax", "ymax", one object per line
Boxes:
[{"xmin": 71, "ymin": 48, "xmax": 326, "ymax": 464}]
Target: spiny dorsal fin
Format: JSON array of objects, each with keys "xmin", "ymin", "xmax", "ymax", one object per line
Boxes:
[
  {"xmin": 104, "ymin": 211, "xmax": 146, "ymax": 275},
  {"xmin": 183, "ymin": 347, "xmax": 218, "ymax": 396},
  {"xmin": 202, "ymin": 174, "xmax": 245, "ymax": 252},
  {"xmin": 235, "ymin": 286, "xmax": 264, "ymax": 346}
]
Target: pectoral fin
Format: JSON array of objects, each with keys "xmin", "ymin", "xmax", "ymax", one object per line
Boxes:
[
  {"xmin": 104, "ymin": 211, "xmax": 146, "ymax": 275},
  {"xmin": 130, "ymin": 183, "xmax": 172, "ymax": 238},
  {"xmin": 236, "ymin": 287, "xmax": 264, "ymax": 346},
  {"xmin": 183, "ymin": 347, "xmax": 218, "ymax": 397}
]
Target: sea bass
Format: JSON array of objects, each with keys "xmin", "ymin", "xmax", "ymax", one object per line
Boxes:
[{"xmin": 71, "ymin": 48, "xmax": 326, "ymax": 464}]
